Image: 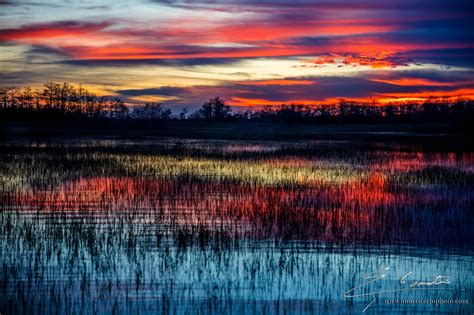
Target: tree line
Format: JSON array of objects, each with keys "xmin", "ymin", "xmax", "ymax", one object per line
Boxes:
[{"xmin": 1, "ymin": 82, "xmax": 473, "ymax": 125}]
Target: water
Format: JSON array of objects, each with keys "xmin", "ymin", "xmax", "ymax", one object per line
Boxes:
[{"xmin": 1, "ymin": 138, "xmax": 473, "ymax": 314}]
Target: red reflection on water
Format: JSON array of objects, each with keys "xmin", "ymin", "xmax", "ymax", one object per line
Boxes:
[
  {"xmin": 4, "ymin": 149, "xmax": 471, "ymax": 245},
  {"xmin": 4, "ymin": 169, "xmax": 414, "ymax": 243}
]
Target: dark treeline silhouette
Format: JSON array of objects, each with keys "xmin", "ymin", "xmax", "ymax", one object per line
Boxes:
[{"xmin": 1, "ymin": 83, "xmax": 473, "ymax": 130}]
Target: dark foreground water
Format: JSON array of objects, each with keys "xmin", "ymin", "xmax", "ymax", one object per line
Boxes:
[{"xmin": 1, "ymin": 138, "xmax": 473, "ymax": 314}]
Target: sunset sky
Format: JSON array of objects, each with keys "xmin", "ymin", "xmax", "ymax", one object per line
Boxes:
[{"xmin": 1, "ymin": 0, "xmax": 473, "ymax": 110}]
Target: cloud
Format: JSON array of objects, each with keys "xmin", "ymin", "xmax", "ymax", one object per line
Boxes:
[
  {"xmin": 119, "ymin": 86, "xmax": 188, "ymax": 97},
  {"xmin": 114, "ymin": 70, "xmax": 474, "ymax": 108},
  {"xmin": 1, "ymin": 1, "xmax": 472, "ymax": 67},
  {"xmin": 236, "ymin": 79, "xmax": 314, "ymax": 86},
  {"xmin": 405, "ymin": 48, "xmax": 474, "ymax": 68},
  {"xmin": 60, "ymin": 57, "xmax": 242, "ymax": 67},
  {"xmin": 1, "ymin": 0, "xmax": 473, "ymax": 105},
  {"xmin": 305, "ymin": 53, "xmax": 412, "ymax": 69},
  {"xmin": 0, "ymin": 20, "xmax": 113, "ymax": 42}
]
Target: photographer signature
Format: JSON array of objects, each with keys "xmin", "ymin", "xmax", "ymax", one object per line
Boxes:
[{"xmin": 344, "ymin": 267, "xmax": 452, "ymax": 312}]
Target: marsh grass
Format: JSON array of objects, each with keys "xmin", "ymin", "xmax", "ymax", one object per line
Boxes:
[{"xmin": 0, "ymin": 139, "xmax": 473, "ymax": 314}]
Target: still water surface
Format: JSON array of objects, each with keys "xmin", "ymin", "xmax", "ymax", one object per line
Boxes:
[{"xmin": 1, "ymin": 139, "xmax": 472, "ymax": 313}]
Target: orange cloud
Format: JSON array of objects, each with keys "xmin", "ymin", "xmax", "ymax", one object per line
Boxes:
[
  {"xmin": 230, "ymin": 89, "xmax": 474, "ymax": 107},
  {"xmin": 308, "ymin": 52, "xmax": 410, "ymax": 69},
  {"xmin": 375, "ymin": 88, "xmax": 474, "ymax": 103}
]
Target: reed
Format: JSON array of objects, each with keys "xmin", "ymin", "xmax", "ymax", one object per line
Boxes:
[{"xmin": 1, "ymin": 139, "xmax": 473, "ymax": 314}]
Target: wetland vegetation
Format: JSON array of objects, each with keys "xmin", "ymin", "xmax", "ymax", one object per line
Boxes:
[{"xmin": 0, "ymin": 138, "xmax": 473, "ymax": 314}]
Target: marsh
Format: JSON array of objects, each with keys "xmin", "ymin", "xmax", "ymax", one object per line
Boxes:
[{"xmin": 1, "ymin": 138, "xmax": 473, "ymax": 314}]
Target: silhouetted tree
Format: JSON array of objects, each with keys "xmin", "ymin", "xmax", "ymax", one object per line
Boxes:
[
  {"xmin": 42, "ymin": 82, "xmax": 60, "ymax": 109},
  {"xmin": 20, "ymin": 87, "xmax": 34, "ymax": 109},
  {"xmin": 132, "ymin": 103, "xmax": 171, "ymax": 120},
  {"xmin": 0, "ymin": 87, "xmax": 17, "ymax": 109},
  {"xmin": 1, "ymin": 81, "xmax": 473, "ymax": 128},
  {"xmin": 59, "ymin": 83, "xmax": 74, "ymax": 112},
  {"xmin": 196, "ymin": 96, "xmax": 232, "ymax": 120},
  {"xmin": 109, "ymin": 99, "xmax": 129, "ymax": 119},
  {"xmin": 178, "ymin": 108, "xmax": 188, "ymax": 120}
]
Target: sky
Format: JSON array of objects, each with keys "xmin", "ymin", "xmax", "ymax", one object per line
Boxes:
[{"xmin": 1, "ymin": 0, "xmax": 473, "ymax": 110}]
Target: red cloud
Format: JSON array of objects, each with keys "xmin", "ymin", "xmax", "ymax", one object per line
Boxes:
[
  {"xmin": 215, "ymin": 21, "xmax": 397, "ymax": 42},
  {"xmin": 0, "ymin": 16, "xmax": 468, "ymax": 64},
  {"xmin": 0, "ymin": 21, "xmax": 112, "ymax": 42}
]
